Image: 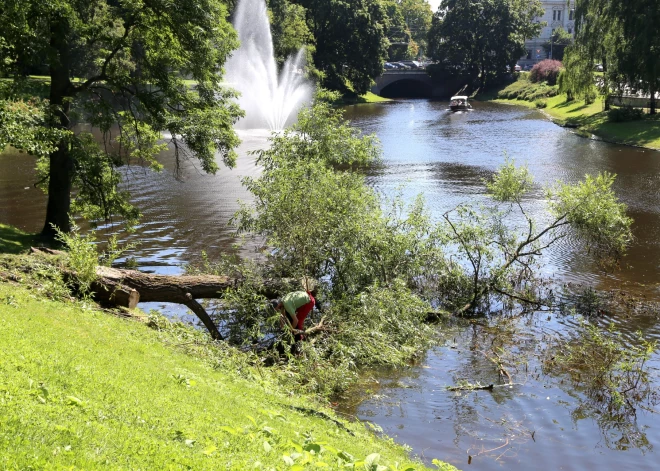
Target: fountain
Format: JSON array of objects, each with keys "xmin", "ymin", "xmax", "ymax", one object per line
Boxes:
[{"xmin": 225, "ymin": 0, "xmax": 313, "ymax": 130}]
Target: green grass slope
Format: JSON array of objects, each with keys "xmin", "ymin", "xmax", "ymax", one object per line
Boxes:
[{"xmin": 0, "ymin": 281, "xmax": 456, "ymax": 470}]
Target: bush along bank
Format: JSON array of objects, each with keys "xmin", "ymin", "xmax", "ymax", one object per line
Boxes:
[{"xmin": 480, "ymin": 73, "xmax": 660, "ymax": 150}]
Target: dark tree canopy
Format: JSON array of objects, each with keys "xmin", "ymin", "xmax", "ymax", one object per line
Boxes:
[
  {"xmin": 0, "ymin": 0, "xmax": 242, "ymax": 238},
  {"xmin": 293, "ymin": 0, "xmax": 388, "ymax": 95},
  {"xmin": 427, "ymin": 0, "xmax": 543, "ymax": 88}
]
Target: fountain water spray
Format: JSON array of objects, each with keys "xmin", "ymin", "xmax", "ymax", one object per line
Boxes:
[{"xmin": 226, "ymin": 0, "xmax": 313, "ymax": 130}]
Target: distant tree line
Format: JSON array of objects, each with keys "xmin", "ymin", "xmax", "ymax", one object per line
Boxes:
[
  {"xmin": 426, "ymin": 0, "xmax": 544, "ymax": 89},
  {"xmin": 266, "ymin": 0, "xmax": 434, "ymax": 94}
]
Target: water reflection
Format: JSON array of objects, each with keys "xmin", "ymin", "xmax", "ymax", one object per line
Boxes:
[{"xmin": 346, "ymin": 99, "xmax": 660, "ymax": 299}]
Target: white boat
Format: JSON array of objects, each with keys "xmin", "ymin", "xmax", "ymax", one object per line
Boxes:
[{"xmin": 449, "ymin": 95, "xmax": 472, "ymax": 111}]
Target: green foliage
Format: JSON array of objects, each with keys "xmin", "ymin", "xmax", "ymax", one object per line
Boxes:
[
  {"xmin": 268, "ymin": 0, "xmax": 315, "ymax": 70},
  {"xmin": 534, "ymin": 99, "xmax": 548, "ymax": 109},
  {"xmin": 572, "ymin": 0, "xmax": 660, "ymax": 113},
  {"xmin": 439, "ymin": 162, "xmax": 633, "ymax": 312},
  {"xmin": 399, "ymin": 0, "xmax": 433, "ymax": 57},
  {"xmin": 0, "ymin": 283, "xmax": 447, "ymax": 470},
  {"xmin": 382, "ymin": 0, "xmax": 416, "ymax": 61},
  {"xmin": 54, "ymin": 225, "xmax": 99, "ymax": 296},
  {"xmin": 541, "ymin": 27, "xmax": 573, "ymax": 62},
  {"xmin": 428, "ymin": 0, "xmax": 543, "ymax": 87},
  {"xmin": 293, "ymin": 0, "xmax": 389, "ymax": 94},
  {"xmin": 381, "ymin": 0, "xmax": 433, "ymax": 60},
  {"xmin": 325, "ymin": 282, "xmax": 435, "ymax": 368},
  {"xmin": 548, "ymin": 172, "xmax": 633, "ymax": 266},
  {"xmin": 545, "ymin": 320, "xmax": 658, "ymax": 418},
  {"xmin": 560, "ymin": 45, "xmax": 598, "ymax": 104},
  {"xmin": 0, "ymin": 0, "xmax": 243, "ymax": 236},
  {"xmin": 486, "ymin": 158, "xmax": 532, "ymax": 202},
  {"xmin": 0, "ymin": 98, "xmax": 71, "ymax": 157},
  {"xmin": 232, "ymin": 96, "xmax": 449, "ymax": 392},
  {"xmin": 608, "ymin": 106, "xmax": 644, "ymax": 123}
]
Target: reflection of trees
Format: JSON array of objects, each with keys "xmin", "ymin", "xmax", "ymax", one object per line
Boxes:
[
  {"xmin": 570, "ymin": 403, "xmax": 652, "ymax": 452},
  {"xmin": 543, "ymin": 318, "xmax": 659, "ymax": 453},
  {"xmin": 438, "ymin": 307, "xmax": 659, "ymax": 456}
]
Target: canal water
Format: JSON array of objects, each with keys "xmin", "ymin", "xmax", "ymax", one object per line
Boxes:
[{"xmin": 1, "ymin": 99, "xmax": 659, "ymax": 469}]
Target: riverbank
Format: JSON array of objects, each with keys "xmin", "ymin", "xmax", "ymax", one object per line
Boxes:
[
  {"xmin": 0, "ymin": 226, "xmax": 454, "ymax": 470},
  {"xmin": 339, "ymin": 92, "xmax": 392, "ymax": 105},
  {"xmin": 479, "ymin": 84, "xmax": 660, "ymax": 150}
]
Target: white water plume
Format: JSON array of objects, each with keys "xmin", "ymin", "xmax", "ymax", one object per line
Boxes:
[{"xmin": 225, "ymin": 0, "xmax": 313, "ymax": 130}]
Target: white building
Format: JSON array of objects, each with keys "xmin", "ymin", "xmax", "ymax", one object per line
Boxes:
[{"xmin": 520, "ymin": 0, "xmax": 576, "ymax": 67}]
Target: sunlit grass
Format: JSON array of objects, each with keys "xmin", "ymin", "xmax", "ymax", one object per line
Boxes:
[{"xmin": 0, "ymin": 280, "xmax": 452, "ymax": 470}]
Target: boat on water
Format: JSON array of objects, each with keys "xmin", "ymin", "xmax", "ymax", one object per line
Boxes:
[{"xmin": 449, "ymin": 95, "xmax": 472, "ymax": 111}]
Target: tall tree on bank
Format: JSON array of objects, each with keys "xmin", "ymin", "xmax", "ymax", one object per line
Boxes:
[
  {"xmin": 0, "ymin": 0, "xmax": 242, "ymax": 239},
  {"xmin": 293, "ymin": 0, "xmax": 388, "ymax": 95},
  {"xmin": 381, "ymin": 0, "xmax": 416, "ymax": 60},
  {"xmin": 572, "ymin": 0, "xmax": 660, "ymax": 114},
  {"xmin": 399, "ymin": 0, "xmax": 433, "ymax": 57},
  {"xmin": 268, "ymin": 0, "xmax": 315, "ymax": 68},
  {"xmin": 427, "ymin": 0, "xmax": 543, "ymax": 88}
]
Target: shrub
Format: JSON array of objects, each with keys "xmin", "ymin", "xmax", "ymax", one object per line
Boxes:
[
  {"xmin": 530, "ymin": 59, "xmax": 563, "ymax": 85},
  {"xmin": 535, "ymin": 99, "xmax": 548, "ymax": 109},
  {"xmin": 608, "ymin": 106, "xmax": 644, "ymax": 123},
  {"xmin": 497, "ymin": 75, "xmax": 559, "ymax": 101}
]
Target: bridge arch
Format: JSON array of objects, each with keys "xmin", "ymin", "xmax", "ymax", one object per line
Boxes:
[
  {"xmin": 380, "ymin": 78, "xmax": 433, "ymax": 98},
  {"xmin": 371, "ymin": 71, "xmax": 460, "ymax": 99}
]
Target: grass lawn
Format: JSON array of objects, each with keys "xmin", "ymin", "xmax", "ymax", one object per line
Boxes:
[
  {"xmin": 542, "ymin": 95, "xmax": 660, "ymax": 149},
  {"xmin": 0, "ymin": 223, "xmax": 456, "ymax": 470},
  {"xmin": 0, "ymin": 282, "xmax": 457, "ymax": 470},
  {"xmin": 339, "ymin": 92, "xmax": 392, "ymax": 105},
  {"xmin": 359, "ymin": 92, "xmax": 392, "ymax": 104}
]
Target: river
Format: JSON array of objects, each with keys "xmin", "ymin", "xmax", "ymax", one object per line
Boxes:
[{"xmin": 1, "ymin": 99, "xmax": 659, "ymax": 469}]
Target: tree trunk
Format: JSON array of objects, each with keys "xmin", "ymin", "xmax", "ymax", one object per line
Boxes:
[
  {"xmin": 602, "ymin": 56, "xmax": 610, "ymax": 111},
  {"xmin": 41, "ymin": 17, "xmax": 75, "ymax": 240},
  {"xmin": 650, "ymin": 81, "xmax": 656, "ymax": 115}
]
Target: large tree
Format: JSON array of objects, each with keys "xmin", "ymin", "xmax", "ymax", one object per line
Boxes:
[
  {"xmin": 381, "ymin": 0, "xmax": 416, "ymax": 60},
  {"xmin": 571, "ymin": 0, "xmax": 660, "ymax": 114},
  {"xmin": 399, "ymin": 0, "xmax": 433, "ymax": 57},
  {"xmin": 268, "ymin": 0, "xmax": 314, "ymax": 68},
  {"xmin": 427, "ymin": 0, "xmax": 543, "ymax": 88},
  {"xmin": 292, "ymin": 0, "xmax": 388, "ymax": 95},
  {"xmin": 0, "ymin": 0, "xmax": 242, "ymax": 239}
]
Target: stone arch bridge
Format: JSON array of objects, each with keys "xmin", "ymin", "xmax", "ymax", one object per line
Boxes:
[{"xmin": 371, "ymin": 70, "xmax": 459, "ymax": 98}]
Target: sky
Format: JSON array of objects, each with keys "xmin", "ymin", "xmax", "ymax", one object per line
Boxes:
[{"xmin": 427, "ymin": 0, "xmax": 441, "ymax": 13}]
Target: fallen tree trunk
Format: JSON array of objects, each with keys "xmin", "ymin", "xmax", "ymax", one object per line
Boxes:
[
  {"xmin": 90, "ymin": 266, "xmax": 303, "ymax": 341},
  {"xmin": 91, "ymin": 267, "xmax": 241, "ymax": 341},
  {"xmin": 25, "ymin": 248, "xmax": 309, "ymax": 342}
]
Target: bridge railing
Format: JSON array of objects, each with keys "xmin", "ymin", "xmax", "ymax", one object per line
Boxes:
[{"xmin": 381, "ymin": 70, "xmax": 429, "ymax": 75}]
